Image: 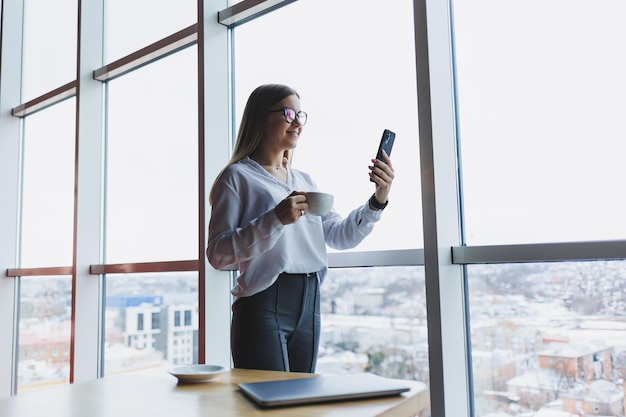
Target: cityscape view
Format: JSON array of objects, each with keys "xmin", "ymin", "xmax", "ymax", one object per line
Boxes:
[{"xmin": 16, "ymin": 261, "xmax": 626, "ymax": 416}]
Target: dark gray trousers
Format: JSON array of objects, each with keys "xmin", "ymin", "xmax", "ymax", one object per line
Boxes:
[{"xmin": 231, "ymin": 273, "xmax": 320, "ymax": 373}]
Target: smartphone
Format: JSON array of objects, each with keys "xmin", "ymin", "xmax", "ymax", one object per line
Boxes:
[{"xmin": 370, "ymin": 129, "xmax": 396, "ymax": 182}]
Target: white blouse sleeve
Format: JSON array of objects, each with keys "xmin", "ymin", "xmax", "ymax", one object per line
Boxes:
[
  {"xmin": 322, "ymin": 198, "xmax": 383, "ymax": 250},
  {"xmin": 206, "ymin": 174, "xmax": 285, "ymax": 270}
]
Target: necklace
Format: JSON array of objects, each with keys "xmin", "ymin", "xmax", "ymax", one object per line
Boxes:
[{"xmin": 260, "ymin": 163, "xmax": 282, "ymax": 171}]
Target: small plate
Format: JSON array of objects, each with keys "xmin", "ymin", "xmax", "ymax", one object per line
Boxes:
[{"xmin": 168, "ymin": 364, "xmax": 228, "ymax": 383}]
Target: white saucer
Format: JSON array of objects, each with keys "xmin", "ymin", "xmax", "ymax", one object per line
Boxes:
[{"xmin": 168, "ymin": 364, "xmax": 228, "ymax": 383}]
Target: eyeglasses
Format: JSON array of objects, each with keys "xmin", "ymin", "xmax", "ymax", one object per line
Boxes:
[{"xmin": 268, "ymin": 107, "xmax": 308, "ymax": 126}]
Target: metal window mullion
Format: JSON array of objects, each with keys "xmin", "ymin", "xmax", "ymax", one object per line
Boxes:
[
  {"xmin": 11, "ymin": 81, "xmax": 77, "ymax": 118},
  {"xmin": 452, "ymin": 240, "xmax": 626, "ymax": 264},
  {"xmin": 92, "ymin": 24, "xmax": 198, "ymax": 82},
  {"xmin": 415, "ymin": 0, "xmax": 472, "ymax": 416},
  {"xmin": 217, "ymin": 0, "xmax": 299, "ymax": 28},
  {"xmin": 328, "ymin": 249, "xmax": 424, "ymax": 268},
  {"xmin": 71, "ymin": 0, "xmax": 106, "ymax": 383}
]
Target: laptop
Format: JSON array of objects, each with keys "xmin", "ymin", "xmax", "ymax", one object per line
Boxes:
[{"xmin": 238, "ymin": 372, "xmax": 412, "ymax": 408}]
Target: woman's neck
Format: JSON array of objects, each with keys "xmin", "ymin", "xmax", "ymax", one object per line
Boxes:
[
  {"xmin": 251, "ymin": 153, "xmax": 288, "ymax": 183},
  {"xmin": 251, "ymin": 153, "xmax": 285, "ymax": 170}
]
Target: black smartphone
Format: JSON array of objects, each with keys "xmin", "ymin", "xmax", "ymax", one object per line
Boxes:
[{"xmin": 370, "ymin": 129, "xmax": 396, "ymax": 182}]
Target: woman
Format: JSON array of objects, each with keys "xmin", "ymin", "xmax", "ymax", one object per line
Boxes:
[{"xmin": 206, "ymin": 84, "xmax": 394, "ymax": 373}]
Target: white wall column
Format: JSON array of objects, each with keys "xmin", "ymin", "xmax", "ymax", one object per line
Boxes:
[
  {"xmin": 199, "ymin": 0, "xmax": 233, "ymax": 367},
  {"xmin": 0, "ymin": 0, "xmax": 25, "ymax": 398}
]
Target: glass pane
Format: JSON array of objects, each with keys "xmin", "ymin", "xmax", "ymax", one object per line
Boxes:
[
  {"xmin": 453, "ymin": 0, "xmax": 626, "ymax": 245},
  {"xmin": 18, "ymin": 276, "xmax": 72, "ymax": 392},
  {"xmin": 319, "ymin": 266, "xmax": 430, "ymax": 415},
  {"xmin": 105, "ymin": 47, "xmax": 198, "ymax": 263},
  {"xmin": 233, "ymin": 0, "xmax": 421, "ymax": 251},
  {"xmin": 103, "ymin": 272, "xmax": 198, "ymax": 375},
  {"xmin": 21, "ymin": 99, "xmax": 76, "ymax": 267},
  {"xmin": 22, "ymin": 0, "xmax": 77, "ymax": 101},
  {"xmin": 104, "ymin": 0, "xmax": 196, "ymax": 62},
  {"xmin": 468, "ymin": 261, "xmax": 626, "ymax": 417}
]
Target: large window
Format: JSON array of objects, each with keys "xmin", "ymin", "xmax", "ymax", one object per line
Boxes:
[
  {"xmin": 104, "ymin": 0, "xmax": 196, "ymax": 62},
  {"xmin": 18, "ymin": 276, "xmax": 72, "ymax": 392},
  {"xmin": 453, "ymin": 0, "xmax": 626, "ymax": 245},
  {"xmin": 104, "ymin": 272, "xmax": 198, "ymax": 375},
  {"xmin": 468, "ymin": 261, "xmax": 626, "ymax": 416},
  {"xmin": 319, "ymin": 266, "xmax": 427, "ymax": 383},
  {"xmin": 20, "ymin": 100, "xmax": 76, "ymax": 267},
  {"xmin": 233, "ymin": 0, "xmax": 421, "ymax": 252},
  {"xmin": 21, "ymin": 0, "xmax": 77, "ymax": 101},
  {"xmin": 233, "ymin": 1, "xmax": 428, "ymax": 412},
  {"xmin": 105, "ymin": 47, "xmax": 198, "ymax": 263},
  {"xmin": 16, "ymin": 101, "xmax": 76, "ymax": 392},
  {"xmin": 453, "ymin": 1, "xmax": 626, "ymax": 416},
  {"xmin": 102, "ymin": 41, "xmax": 199, "ymax": 375}
]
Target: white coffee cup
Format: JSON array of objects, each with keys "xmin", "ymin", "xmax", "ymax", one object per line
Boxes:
[{"xmin": 305, "ymin": 192, "xmax": 334, "ymax": 216}]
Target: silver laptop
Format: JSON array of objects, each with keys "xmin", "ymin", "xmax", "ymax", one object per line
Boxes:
[{"xmin": 238, "ymin": 372, "xmax": 412, "ymax": 408}]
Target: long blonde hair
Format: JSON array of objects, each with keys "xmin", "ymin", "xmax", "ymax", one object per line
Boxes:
[{"xmin": 209, "ymin": 84, "xmax": 299, "ymax": 205}]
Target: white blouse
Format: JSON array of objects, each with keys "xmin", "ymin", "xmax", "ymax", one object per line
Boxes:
[{"xmin": 206, "ymin": 157, "xmax": 382, "ymax": 300}]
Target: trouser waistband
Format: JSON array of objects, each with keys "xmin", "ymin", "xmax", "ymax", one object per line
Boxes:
[{"xmin": 279, "ymin": 272, "xmax": 316, "ymax": 278}]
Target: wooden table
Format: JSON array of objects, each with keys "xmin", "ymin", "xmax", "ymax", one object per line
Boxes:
[{"xmin": 0, "ymin": 368, "xmax": 429, "ymax": 417}]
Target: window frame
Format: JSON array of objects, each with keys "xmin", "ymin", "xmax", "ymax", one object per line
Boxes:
[{"xmin": 2, "ymin": 1, "xmax": 625, "ymax": 415}]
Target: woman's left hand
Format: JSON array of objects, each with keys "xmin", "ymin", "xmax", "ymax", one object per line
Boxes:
[{"xmin": 368, "ymin": 150, "xmax": 394, "ymax": 205}]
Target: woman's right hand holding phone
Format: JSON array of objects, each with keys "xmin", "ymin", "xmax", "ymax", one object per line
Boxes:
[{"xmin": 368, "ymin": 150, "xmax": 394, "ymax": 208}]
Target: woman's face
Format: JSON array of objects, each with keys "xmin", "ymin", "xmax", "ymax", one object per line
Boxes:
[{"xmin": 262, "ymin": 94, "xmax": 304, "ymax": 153}]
